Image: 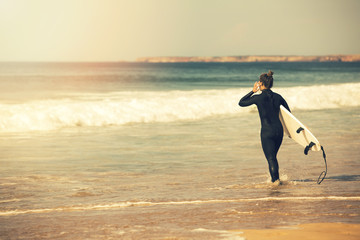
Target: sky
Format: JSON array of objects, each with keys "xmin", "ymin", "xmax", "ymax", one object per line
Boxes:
[{"xmin": 0, "ymin": 0, "xmax": 359, "ymax": 62}]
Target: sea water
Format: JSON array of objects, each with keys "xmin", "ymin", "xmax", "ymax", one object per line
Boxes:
[{"xmin": 0, "ymin": 62, "xmax": 359, "ymax": 239}]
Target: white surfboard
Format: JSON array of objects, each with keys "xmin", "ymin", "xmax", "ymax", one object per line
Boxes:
[
  {"xmin": 279, "ymin": 105, "xmax": 327, "ymax": 184},
  {"xmin": 279, "ymin": 105, "xmax": 321, "ymax": 152}
]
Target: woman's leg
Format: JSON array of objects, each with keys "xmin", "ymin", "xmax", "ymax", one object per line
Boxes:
[{"xmin": 261, "ymin": 136, "xmax": 280, "ymax": 182}]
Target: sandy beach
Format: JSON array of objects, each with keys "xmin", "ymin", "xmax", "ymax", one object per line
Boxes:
[{"xmin": 237, "ymin": 223, "xmax": 360, "ymax": 240}]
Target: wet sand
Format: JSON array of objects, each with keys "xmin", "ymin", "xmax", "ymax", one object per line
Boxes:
[{"xmin": 237, "ymin": 223, "xmax": 360, "ymax": 240}]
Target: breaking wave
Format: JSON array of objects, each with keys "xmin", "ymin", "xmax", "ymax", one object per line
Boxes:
[{"xmin": 0, "ymin": 83, "xmax": 359, "ymax": 132}]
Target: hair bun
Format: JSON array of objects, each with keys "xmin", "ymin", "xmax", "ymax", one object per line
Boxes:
[{"xmin": 267, "ymin": 70, "xmax": 274, "ymax": 77}]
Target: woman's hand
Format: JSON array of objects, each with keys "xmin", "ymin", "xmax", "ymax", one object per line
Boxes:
[{"xmin": 252, "ymin": 81, "xmax": 260, "ymax": 93}]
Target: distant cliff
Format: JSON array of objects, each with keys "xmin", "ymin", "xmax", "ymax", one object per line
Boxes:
[{"xmin": 136, "ymin": 55, "xmax": 360, "ymax": 63}]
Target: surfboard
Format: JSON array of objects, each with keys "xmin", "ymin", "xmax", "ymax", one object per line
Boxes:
[
  {"xmin": 279, "ymin": 105, "xmax": 327, "ymax": 184},
  {"xmin": 279, "ymin": 105, "xmax": 321, "ymax": 152}
]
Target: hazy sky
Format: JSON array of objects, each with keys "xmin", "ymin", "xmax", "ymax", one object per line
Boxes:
[{"xmin": 1, "ymin": 0, "xmax": 359, "ymax": 61}]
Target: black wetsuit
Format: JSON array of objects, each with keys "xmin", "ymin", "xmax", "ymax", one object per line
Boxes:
[{"xmin": 239, "ymin": 89, "xmax": 290, "ymax": 182}]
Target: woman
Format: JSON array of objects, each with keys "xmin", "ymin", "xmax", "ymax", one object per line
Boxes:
[{"xmin": 239, "ymin": 70, "xmax": 290, "ymax": 183}]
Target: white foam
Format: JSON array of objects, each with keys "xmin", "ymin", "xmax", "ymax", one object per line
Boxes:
[
  {"xmin": 0, "ymin": 83, "xmax": 359, "ymax": 132},
  {"xmin": 0, "ymin": 198, "xmax": 20, "ymax": 203},
  {"xmin": 1, "ymin": 196, "xmax": 359, "ymax": 216}
]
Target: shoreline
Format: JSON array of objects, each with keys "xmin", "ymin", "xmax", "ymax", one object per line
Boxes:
[{"xmin": 235, "ymin": 222, "xmax": 360, "ymax": 240}]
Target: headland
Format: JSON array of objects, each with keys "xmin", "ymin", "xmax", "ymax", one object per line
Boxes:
[{"xmin": 136, "ymin": 54, "xmax": 360, "ymax": 63}]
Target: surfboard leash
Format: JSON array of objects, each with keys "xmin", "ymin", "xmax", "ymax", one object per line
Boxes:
[
  {"xmin": 316, "ymin": 146, "xmax": 327, "ymax": 184},
  {"xmin": 304, "ymin": 142, "xmax": 327, "ymax": 184}
]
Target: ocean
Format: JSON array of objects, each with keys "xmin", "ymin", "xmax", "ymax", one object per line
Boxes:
[{"xmin": 0, "ymin": 62, "xmax": 359, "ymax": 239}]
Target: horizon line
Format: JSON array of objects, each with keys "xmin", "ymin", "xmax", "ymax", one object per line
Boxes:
[{"xmin": 1, "ymin": 54, "xmax": 360, "ymax": 63}]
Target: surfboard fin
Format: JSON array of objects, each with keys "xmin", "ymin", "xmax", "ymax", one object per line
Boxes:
[
  {"xmin": 296, "ymin": 127, "xmax": 304, "ymax": 134},
  {"xmin": 304, "ymin": 142, "xmax": 316, "ymax": 155}
]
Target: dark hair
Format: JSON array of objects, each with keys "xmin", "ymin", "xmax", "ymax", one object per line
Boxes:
[{"xmin": 259, "ymin": 70, "xmax": 274, "ymax": 89}]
